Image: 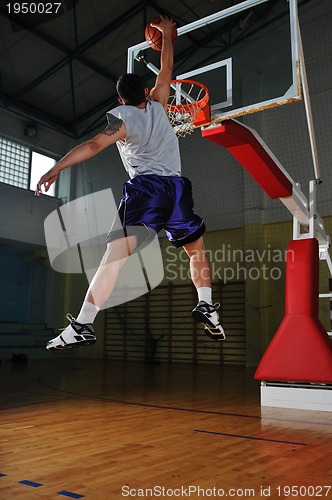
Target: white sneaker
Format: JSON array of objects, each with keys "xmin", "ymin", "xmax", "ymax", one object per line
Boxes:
[
  {"xmin": 46, "ymin": 314, "xmax": 96, "ymax": 350},
  {"xmin": 192, "ymin": 301, "xmax": 226, "ymax": 341}
]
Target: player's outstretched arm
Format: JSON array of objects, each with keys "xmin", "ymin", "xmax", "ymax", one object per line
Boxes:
[
  {"xmin": 35, "ymin": 117, "xmax": 125, "ymax": 195},
  {"xmin": 149, "ymin": 15, "xmax": 176, "ymax": 109}
]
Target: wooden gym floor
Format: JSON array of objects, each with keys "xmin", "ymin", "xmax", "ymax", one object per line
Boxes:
[{"xmin": 0, "ymin": 358, "xmax": 331, "ymax": 499}]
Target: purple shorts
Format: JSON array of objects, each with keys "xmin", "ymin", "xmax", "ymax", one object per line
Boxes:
[{"xmin": 106, "ymin": 175, "xmax": 205, "ymax": 248}]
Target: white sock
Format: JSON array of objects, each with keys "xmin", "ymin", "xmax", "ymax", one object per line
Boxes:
[
  {"xmin": 76, "ymin": 301, "xmax": 100, "ymax": 324},
  {"xmin": 197, "ymin": 287, "xmax": 212, "ymax": 304}
]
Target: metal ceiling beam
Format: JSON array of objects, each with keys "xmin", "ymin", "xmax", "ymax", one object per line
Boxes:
[
  {"xmin": 0, "ymin": 6, "xmax": 119, "ymax": 95},
  {"xmin": 0, "ymin": 95, "xmax": 74, "ymax": 137},
  {"xmin": 0, "ymin": 1, "xmax": 155, "ymax": 82},
  {"xmin": 69, "ymin": 60, "xmax": 78, "ymax": 139},
  {"xmin": 77, "ymin": 0, "xmax": 154, "ymax": 53},
  {"xmin": 0, "ymin": 0, "xmax": 315, "ymax": 139},
  {"xmin": 0, "ymin": 69, "xmax": 5, "ymax": 107},
  {"xmin": 9, "ymin": 57, "xmax": 69, "ymax": 106},
  {"xmin": 8, "ymin": 52, "xmax": 119, "ymax": 107},
  {"xmin": 0, "ymin": 1, "xmax": 158, "ymax": 111},
  {"xmin": 75, "ymin": 94, "xmax": 117, "ymax": 125},
  {"xmin": 1, "ymin": 0, "xmax": 227, "ymax": 136},
  {"xmin": 69, "ymin": 0, "xmax": 79, "ymax": 138},
  {"xmin": 76, "ymin": 95, "xmax": 120, "ymax": 138}
]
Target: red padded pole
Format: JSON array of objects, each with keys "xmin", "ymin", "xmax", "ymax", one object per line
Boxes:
[
  {"xmin": 285, "ymin": 239, "xmax": 319, "ymax": 316},
  {"xmin": 255, "ymin": 239, "xmax": 332, "ymax": 383}
]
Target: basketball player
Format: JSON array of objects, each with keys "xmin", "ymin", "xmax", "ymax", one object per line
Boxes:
[{"xmin": 36, "ymin": 15, "xmax": 225, "ymax": 349}]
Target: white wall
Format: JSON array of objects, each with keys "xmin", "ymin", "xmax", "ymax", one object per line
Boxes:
[
  {"xmin": 0, "ymin": 108, "xmax": 75, "ymax": 158},
  {"xmin": 0, "ymin": 182, "xmax": 60, "ymax": 247}
]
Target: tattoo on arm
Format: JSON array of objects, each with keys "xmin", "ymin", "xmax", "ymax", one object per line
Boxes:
[{"xmin": 102, "ymin": 116, "xmax": 124, "ymax": 136}]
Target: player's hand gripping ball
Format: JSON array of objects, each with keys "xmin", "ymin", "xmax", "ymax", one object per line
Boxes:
[{"xmin": 145, "ymin": 16, "xmax": 177, "ymax": 51}]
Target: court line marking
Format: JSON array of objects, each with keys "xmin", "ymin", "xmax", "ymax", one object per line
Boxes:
[
  {"xmin": 0, "ymin": 396, "xmax": 78, "ymax": 412},
  {"xmin": 194, "ymin": 429, "xmax": 308, "ymax": 446},
  {"xmin": 36, "ymin": 374, "xmax": 332, "ymax": 428},
  {"xmin": 1, "ymin": 473, "xmax": 85, "ymax": 498},
  {"xmin": 19, "ymin": 480, "xmax": 43, "ymax": 487},
  {"xmin": 57, "ymin": 490, "xmax": 85, "ymax": 498}
]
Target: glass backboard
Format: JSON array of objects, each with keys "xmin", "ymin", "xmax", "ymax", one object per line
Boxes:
[{"xmin": 128, "ymin": 0, "xmax": 301, "ymax": 126}]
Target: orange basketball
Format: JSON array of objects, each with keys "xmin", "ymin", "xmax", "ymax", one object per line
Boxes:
[{"xmin": 145, "ymin": 16, "xmax": 177, "ymax": 51}]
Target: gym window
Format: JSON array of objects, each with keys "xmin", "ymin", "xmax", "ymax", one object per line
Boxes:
[
  {"xmin": 30, "ymin": 151, "xmax": 56, "ymax": 197},
  {"xmin": 0, "ymin": 136, "xmax": 57, "ymax": 197}
]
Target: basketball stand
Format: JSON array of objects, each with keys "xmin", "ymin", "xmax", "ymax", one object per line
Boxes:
[
  {"xmin": 202, "ymin": 118, "xmax": 332, "ymax": 411},
  {"xmin": 176, "ymin": 8, "xmax": 332, "ymax": 410},
  {"xmin": 128, "ymin": 0, "xmax": 332, "ymax": 411}
]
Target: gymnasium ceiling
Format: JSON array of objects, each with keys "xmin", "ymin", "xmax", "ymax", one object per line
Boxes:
[{"xmin": 0, "ymin": 0, "xmax": 313, "ymax": 139}]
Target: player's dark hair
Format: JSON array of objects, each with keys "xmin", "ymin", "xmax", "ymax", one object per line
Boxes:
[{"xmin": 116, "ymin": 74, "xmax": 146, "ymax": 106}]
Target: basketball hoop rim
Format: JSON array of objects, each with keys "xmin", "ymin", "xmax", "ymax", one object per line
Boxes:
[{"xmin": 168, "ymin": 79, "xmax": 210, "ymax": 113}]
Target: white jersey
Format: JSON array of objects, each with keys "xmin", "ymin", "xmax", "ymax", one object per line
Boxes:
[{"xmin": 107, "ymin": 100, "xmax": 181, "ymax": 179}]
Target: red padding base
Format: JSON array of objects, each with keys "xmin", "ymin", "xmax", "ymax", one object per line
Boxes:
[
  {"xmin": 255, "ymin": 239, "xmax": 332, "ymax": 383},
  {"xmin": 202, "ymin": 120, "xmax": 293, "ymax": 199}
]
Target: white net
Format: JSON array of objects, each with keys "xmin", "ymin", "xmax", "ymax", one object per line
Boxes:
[{"xmin": 167, "ymin": 79, "xmax": 209, "ymax": 137}]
